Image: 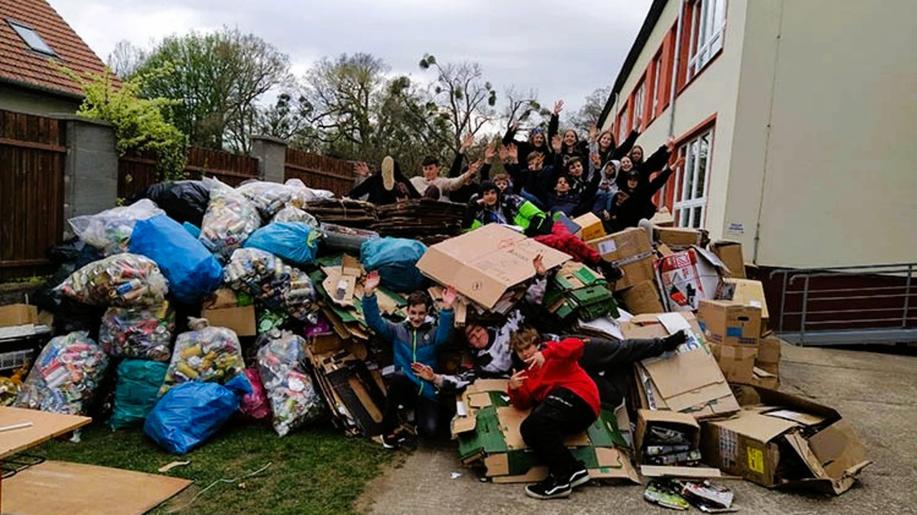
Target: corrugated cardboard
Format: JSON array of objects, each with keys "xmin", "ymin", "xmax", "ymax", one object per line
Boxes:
[
  {"xmin": 620, "ymin": 280, "xmax": 665, "ymax": 314},
  {"xmin": 697, "ymin": 300, "xmax": 762, "ymax": 347},
  {"xmin": 571, "ymin": 212, "xmax": 606, "ymax": 241},
  {"xmin": 416, "ymin": 224, "xmax": 570, "ymax": 309},
  {"xmin": 717, "ymin": 279, "xmax": 770, "ymax": 332},
  {"xmin": 757, "ymin": 335, "xmax": 781, "ymax": 375},
  {"xmin": 588, "ymin": 228, "xmax": 655, "ymax": 291},
  {"xmin": 202, "ymin": 305, "xmax": 256, "ymax": 337},
  {"xmin": 709, "ymin": 342, "xmax": 758, "ymax": 384},
  {"xmin": 655, "ymin": 227, "xmax": 703, "ymax": 249},
  {"xmin": 655, "ymin": 247, "xmax": 726, "ymax": 311},
  {"xmin": 634, "ymin": 410, "xmax": 723, "ymax": 478},
  {"xmin": 203, "ymin": 288, "xmax": 241, "ymax": 309},
  {"xmin": 711, "ymin": 240, "xmax": 746, "ymax": 278},
  {"xmin": 700, "ymin": 386, "xmax": 871, "ymax": 494},
  {"xmin": 0, "ymin": 304, "xmax": 38, "ymax": 327},
  {"xmin": 623, "ymin": 313, "xmax": 739, "ymax": 419},
  {"xmin": 649, "ymin": 207, "xmax": 675, "ymax": 227}
]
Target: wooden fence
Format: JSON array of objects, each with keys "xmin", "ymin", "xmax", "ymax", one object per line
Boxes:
[
  {"xmin": 0, "ymin": 110, "xmax": 66, "ymax": 280},
  {"xmin": 118, "ymin": 146, "xmax": 260, "ymax": 199},
  {"xmin": 284, "ymin": 147, "xmax": 355, "ymax": 197}
]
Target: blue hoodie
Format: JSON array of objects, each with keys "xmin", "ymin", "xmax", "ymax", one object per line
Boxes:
[{"xmin": 362, "ymin": 293, "xmax": 454, "ymax": 400}]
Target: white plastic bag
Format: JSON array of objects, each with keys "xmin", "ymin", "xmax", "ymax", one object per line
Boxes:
[
  {"xmin": 237, "ymin": 181, "xmax": 295, "ymax": 218},
  {"xmin": 199, "ymin": 177, "xmax": 261, "ymax": 261},
  {"xmin": 68, "ymin": 199, "xmax": 164, "ymax": 255}
]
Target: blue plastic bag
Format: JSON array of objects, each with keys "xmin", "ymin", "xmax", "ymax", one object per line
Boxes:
[
  {"xmin": 182, "ymin": 222, "xmax": 201, "ymax": 238},
  {"xmin": 360, "ymin": 238, "xmax": 427, "ymax": 292},
  {"xmin": 129, "ymin": 214, "xmax": 222, "ymax": 305},
  {"xmin": 243, "ymin": 222, "xmax": 319, "ymax": 265},
  {"xmin": 143, "ymin": 374, "xmax": 250, "ymax": 454}
]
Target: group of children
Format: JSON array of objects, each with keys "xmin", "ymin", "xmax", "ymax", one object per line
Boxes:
[
  {"xmin": 347, "ymin": 98, "xmax": 683, "ymax": 236},
  {"xmin": 362, "ymin": 255, "xmax": 685, "ymax": 500}
]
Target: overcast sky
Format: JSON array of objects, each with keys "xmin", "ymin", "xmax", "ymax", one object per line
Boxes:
[{"xmin": 49, "ymin": 0, "xmax": 650, "ymax": 114}]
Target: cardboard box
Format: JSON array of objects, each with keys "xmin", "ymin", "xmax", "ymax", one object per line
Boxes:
[
  {"xmin": 709, "ymin": 342, "xmax": 758, "ymax": 384},
  {"xmin": 309, "ymin": 333, "xmax": 345, "ymax": 354},
  {"xmin": 650, "ymin": 207, "xmax": 675, "ymax": 227},
  {"xmin": 634, "ymin": 410, "xmax": 723, "ymax": 478},
  {"xmin": 749, "ymin": 367, "xmax": 780, "ymax": 389},
  {"xmin": 655, "ymin": 247, "xmax": 727, "ymax": 311},
  {"xmin": 622, "ymin": 312, "xmax": 739, "ymax": 419},
  {"xmin": 588, "ymin": 228, "xmax": 655, "ymax": 291},
  {"xmin": 201, "ymin": 305, "xmax": 256, "ymax": 337},
  {"xmin": 620, "ymin": 280, "xmax": 665, "ymax": 314},
  {"xmin": 717, "ymin": 278, "xmax": 770, "ymax": 331},
  {"xmin": 416, "ymin": 224, "xmax": 569, "ymax": 309},
  {"xmin": 697, "ymin": 300, "xmax": 762, "ymax": 347},
  {"xmin": 756, "ymin": 335, "xmax": 782, "ymax": 375},
  {"xmin": 711, "ymin": 240, "xmax": 746, "ymax": 278},
  {"xmin": 700, "ymin": 386, "xmax": 871, "ymax": 494},
  {"xmin": 655, "ymin": 227, "xmax": 703, "ymax": 249},
  {"xmin": 452, "ymin": 379, "xmax": 639, "ymax": 483},
  {"xmin": 0, "ymin": 304, "xmax": 38, "ymax": 327},
  {"xmin": 571, "ymin": 212, "xmax": 606, "ymax": 242}
]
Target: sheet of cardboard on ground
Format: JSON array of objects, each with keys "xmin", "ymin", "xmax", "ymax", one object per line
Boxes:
[
  {"xmin": 700, "ymin": 385, "xmax": 871, "ymax": 495},
  {"xmin": 711, "ymin": 241, "xmax": 746, "ymax": 278},
  {"xmin": 571, "ymin": 212, "xmax": 606, "ymax": 242},
  {"xmin": 416, "ymin": 224, "xmax": 570, "ymax": 309},
  {"xmin": 622, "ymin": 313, "xmax": 739, "ymax": 419},
  {"xmin": 717, "ymin": 278, "xmax": 770, "ymax": 332},
  {"xmin": 0, "ymin": 407, "xmax": 91, "ymax": 459},
  {"xmin": 201, "ymin": 288, "xmax": 256, "ymax": 337},
  {"xmin": 620, "ymin": 280, "xmax": 665, "ymax": 314},
  {"xmin": 452, "ymin": 379, "xmax": 639, "ymax": 484},
  {"xmin": 4, "ymin": 460, "xmax": 191, "ymax": 515},
  {"xmin": 588, "ymin": 227, "xmax": 655, "ymax": 291},
  {"xmin": 655, "ymin": 227, "xmax": 704, "ymax": 250},
  {"xmin": 656, "ymin": 246, "xmax": 727, "ymax": 312}
]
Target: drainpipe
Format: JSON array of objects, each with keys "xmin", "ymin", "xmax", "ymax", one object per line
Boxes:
[{"xmin": 667, "ymin": 0, "xmax": 685, "ymax": 137}]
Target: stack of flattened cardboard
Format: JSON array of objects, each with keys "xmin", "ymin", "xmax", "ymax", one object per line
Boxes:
[
  {"xmin": 305, "ymin": 198, "xmax": 377, "ymax": 227},
  {"xmin": 622, "ymin": 312, "xmax": 739, "ymax": 420},
  {"xmin": 701, "ymin": 385, "xmax": 872, "ymax": 495},
  {"xmin": 697, "ymin": 300, "xmax": 762, "ymax": 384},
  {"xmin": 587, "ymin": 228, "xmax": 655, "ymax": 292},
  {"xmin": 543, "ymin": 262, "xmax": 619, "ymax": 322},
  {"xmin": 416, "ymin": 224, "xmax": 569, "ymax": 312},
  {"xmin": 305, "ymin": 341, "xmax": 387, "ymax": 436},
  {"xmin": 452, "ymin": 379, "xmax": 639, "ymax": 484},
  {"xmin": 372, "ymin": 199, "xmax": 466, "ymax": 244}
]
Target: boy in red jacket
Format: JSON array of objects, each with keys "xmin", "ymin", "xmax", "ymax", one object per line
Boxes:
[{"xmin": 508, "ymin": 327, "xmax": 600, "ymax": 500}]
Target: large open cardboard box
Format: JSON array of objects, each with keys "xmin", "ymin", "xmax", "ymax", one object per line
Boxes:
[
  {"xmin": 587, "ymin": 228, "xmax": 655, "ymax": 291},
  {"xmin": 717, "ymin": 278, "xmax": 770, "ymax": 333},
  {"xmin": 452, "ymin": 379, "xmax": 639, "ymax": 484},
  {"xmin": 700, "ymin": 385, "xmax": 871, "ymax": 495},
  {"xmin": 416, "ymin": 224, "xmax": 569, "ymax": 309}
]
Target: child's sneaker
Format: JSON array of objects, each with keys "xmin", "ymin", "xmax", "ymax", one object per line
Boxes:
[
  {"xmin": 381, "ymin": 156, "xmax": 395, "ymax": 191},
  {"xmin": 567, "ymin": 466, "xmax": 590, "ymax": 489},
  {"xmin": 524, "ymin": 475, "xmax": 572, "ymax": 500},
  {"xmin": 380, "ymin": 432, "xmax": 403, "ymax": 450}
]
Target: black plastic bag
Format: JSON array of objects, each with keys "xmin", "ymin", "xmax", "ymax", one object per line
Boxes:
[{"xmin": 134, "ymin": 180, "xmax": 211, "ymax": 227}]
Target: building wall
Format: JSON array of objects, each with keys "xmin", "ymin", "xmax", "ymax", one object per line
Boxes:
[
  {"xmin": 601, "ymin": 0, "xmax": 750, "ymax": 242},
  {"xmin": 732, "ymin": 0, "xmax": 917, "ymax": 267},
  {"xmin": 0, "ymin": 83, "xmax": 81, "ymax": 115}
]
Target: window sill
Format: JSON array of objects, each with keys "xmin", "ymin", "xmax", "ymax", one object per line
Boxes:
[{"xmin": 677, "ymin": 46, "xmax": 724, "ymax": 97}]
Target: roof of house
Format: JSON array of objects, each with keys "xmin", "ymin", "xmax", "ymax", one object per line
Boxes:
[
  {"xmin": 598, "ymin": 0, "xmax": 669, "ymax": 127},
  {"xmin": 0, "ymin": 0, "xmax": 111, "ymax": 98}
]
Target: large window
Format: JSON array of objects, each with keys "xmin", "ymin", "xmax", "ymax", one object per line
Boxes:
[
  {"xmin": 674, "ymin": 127, "xmax": 713, "ymax": 228},
  {"xmin": 651, "ymin": 54, "xmax": 663, "ymax": 115},
  {"xmin": 687, "ymin": 0, "xmax": 726, "ymax": 79},
  {"xmin": 632, "ymin": 81, "xmax": 645, "ymax": 130},
  {"xmin": 617, "ymin": 105, "xmax": 629, "ymax": 143}
]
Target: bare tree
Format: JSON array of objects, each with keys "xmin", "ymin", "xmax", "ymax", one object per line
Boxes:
[
  {"xmin": 419, "ymin": 54, "xmax": 497, "ymax": 153},
  {"xmin": 106, "ymin": 40, "xmax": 145, "ymax": 78}
]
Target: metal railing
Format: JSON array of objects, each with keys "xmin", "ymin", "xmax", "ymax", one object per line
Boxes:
[{"xmin": 769, "ymin": 263, "xmax": 917, "ymax": 346}]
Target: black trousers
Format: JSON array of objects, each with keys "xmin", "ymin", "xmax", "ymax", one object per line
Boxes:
[
  {"xmin": 577, "ymin": 336, "xmax": 667, "ymax": 408},
  {"xmin": 382, "ymin": 371, "xmax": 440, "ymax": 437},
  {"xmin": 519, "ymin": 388, "xmax": 597, "ymax": 479}
]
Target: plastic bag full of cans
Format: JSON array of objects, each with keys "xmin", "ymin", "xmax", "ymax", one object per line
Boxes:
[
  {"xmin": 236, "ymin": 181, "xmax": 295, "ymax": 218},
  {"xmin": 256, "ymin": 331, "xmax": 324, "ymax": 436},
  {"xmin": 159, "ymin": 318, "xmax": 245, "ymax": 396},
  {"xmin": 54, "ymin": 253, "xmax": 168, "ymax": 307},
  {"xmin": 272, "ymin": 206, "xmax": 319, "ymax": 227},
  {"xmin": 99, "ymin": 302, "xmax": 175, "ymax": 361},
  {"xmin": 224, "ymin": 248, "xmax": 318, "ymax": 323},
  {"xmin": 199, "ymin": 177, "xmax": 261, "ymax": 262},
  {"xmin": 14, "ymin": 331, "xmax": 109, "ymax": 415},
  {"xmin": 68, "ymin": 199, "xmax": 164, "ymax": 256}
]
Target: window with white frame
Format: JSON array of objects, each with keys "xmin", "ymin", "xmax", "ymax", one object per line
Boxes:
[
  {"xmin": 674, "ymin": 127, "xmax": 713, "ymax": 228},
  {"xmin": 617, "ymin": 106, "xmax": 628, "ymax": 143},
  {"xmin": 632, "ymin": 81, "xmax": 645, "ymax": 129},
  {"xmin": 652, "ymin": 55, "xmax": 663, "ymax": 115},
  {"xmin": 687, "ymin": 0, "xmax": 726, "ymax": 79}
]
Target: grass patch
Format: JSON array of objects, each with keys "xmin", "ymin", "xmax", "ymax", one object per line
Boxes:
[{"xmin": 33, "ymin": 420, "xmax": 392, "ymax": 514}]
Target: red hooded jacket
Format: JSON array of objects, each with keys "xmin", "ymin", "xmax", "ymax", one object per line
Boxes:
[{"xmin": 507, "ymin": 337, "xmax": 600, "ymax": 416}]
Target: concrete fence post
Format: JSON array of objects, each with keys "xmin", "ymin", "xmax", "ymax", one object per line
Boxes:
[
  {"xmin": 250, "ymin": 135, "xmax": 288, "ymax": 183},
  {"xmin": 61, "ymin": 116, "xmax": 119, "ymax": 233}
]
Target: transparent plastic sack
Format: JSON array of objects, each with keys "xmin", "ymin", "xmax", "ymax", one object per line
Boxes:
[
  {"xmin": 68, "ymin": 199, "xmax": 164, "ymax": 255},
  {"xmin": 54, "ymin": 253, "xmax": 169, "ymax": 307},
  {"xmin": 272, "ymin": 206, "xmax": 319, "ymax": 227},
  {"xmin": 256, "ymin": 331, "xmax": 324, "ymax": 436},
  {"xmin": 223, "ymin": 248, "xmax": 318, "ymax": 322},
  {"xmin": 99, "ymin": 302, "xmax": 175, "ymax": 361},
  {"xmin": 199, "ymin": 177, "xmax": 261, "ymax": 261},
  {"xmin": 237, "ymin": 181, "xmax": 294, "ymax": 218},
  {"xmin": 159, "ymin": 318, "xmax": 245, "ymax": 396}
]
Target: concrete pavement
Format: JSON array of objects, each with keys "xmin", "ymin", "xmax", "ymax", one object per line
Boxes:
[{"xmin": 357, "ymin": 342, "xmax": 917, "ymax": 514}]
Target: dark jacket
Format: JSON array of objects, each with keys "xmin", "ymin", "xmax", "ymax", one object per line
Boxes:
[
  {"xmin": 607, "ymin": 165, "xmax": 675, "ymax": 232},
  {"xmin": 346, "ymin": 162, "xmax": 420, "ymax": 205},
  {"xmin": 502, "ymin": 114, "xmax": 556, "ymax": 162},
  {"xmin": 576, "ymin": 336, "xmax": 670, "ymax": 408}
]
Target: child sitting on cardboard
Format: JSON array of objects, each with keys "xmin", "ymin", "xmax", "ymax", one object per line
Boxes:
[
  {"xmin": 507, "ymin": 327, "xmax": 600, "ymax": 500},
  {"xmin": 362, "ymin": 271, "xmax": 456, "ymax": 448}
]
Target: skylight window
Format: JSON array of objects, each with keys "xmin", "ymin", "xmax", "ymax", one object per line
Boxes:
[{"xmin": 8, "ymin": 21, "xmax": 57, "ymax": 57}]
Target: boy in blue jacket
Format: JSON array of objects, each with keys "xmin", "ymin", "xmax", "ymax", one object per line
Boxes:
[{"xmin": 362, "ymin": 270, "xmax": 456, "ymax": 448}]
